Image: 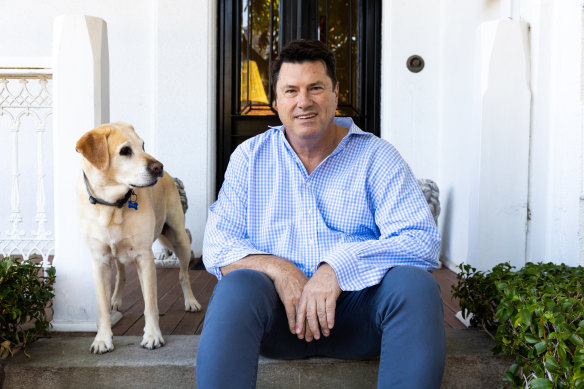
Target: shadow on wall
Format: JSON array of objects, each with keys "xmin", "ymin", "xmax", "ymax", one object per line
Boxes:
[{"xmin": 439, "ymin": 187, "xmax": 454, "ymax": 266}]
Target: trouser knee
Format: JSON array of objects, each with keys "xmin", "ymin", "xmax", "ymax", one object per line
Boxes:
[
  {"xmin": 377, "ymin": 266, "xmax": 443, "ymax": 320},
  {"xmin": 205, "ymin": 269, "xmax": 277, "ymax": 328}
]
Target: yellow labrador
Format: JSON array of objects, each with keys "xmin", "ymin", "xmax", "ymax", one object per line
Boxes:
[{"xmin": 75, "ymin": 122, "xmax": 201, "ymax": 354}]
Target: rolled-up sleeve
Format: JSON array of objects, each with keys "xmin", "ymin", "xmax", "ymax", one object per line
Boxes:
[{"xmin": 323, "ymin": 158, "xmax": 441, "ymax": 291}]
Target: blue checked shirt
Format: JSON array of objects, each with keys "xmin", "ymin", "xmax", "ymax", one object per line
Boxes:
[{"xmin": 203, "ymin": 117, "xmax": 440, "ymax": 291}]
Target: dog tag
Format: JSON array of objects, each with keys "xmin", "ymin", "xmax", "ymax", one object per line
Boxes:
[{"xmin": 128, "ymin": 201, "xmax": 138, "ymax": 210}]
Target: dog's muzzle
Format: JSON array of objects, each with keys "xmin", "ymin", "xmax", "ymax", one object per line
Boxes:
[{"xmin": 148, "ymin": 161, "xmax": 164, "ymax": 178}]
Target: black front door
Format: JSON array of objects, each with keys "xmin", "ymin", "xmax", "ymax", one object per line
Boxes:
[{"xmin": 217, "ymin": 0, "xmax": 381, "ymax": 195}]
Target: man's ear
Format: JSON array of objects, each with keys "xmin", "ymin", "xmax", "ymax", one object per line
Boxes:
[{"xmin": 75, "ymin": 127, "xmax": 110, "ymax": 170}]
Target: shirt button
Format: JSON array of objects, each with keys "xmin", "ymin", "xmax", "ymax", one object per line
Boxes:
[
  {"xmin": 309, "ymin": 239, "xmax": 315, "ymax": 245},
  {"xmin": 306, "ymin": 182, "xmax": 311, "ymax": 187}
]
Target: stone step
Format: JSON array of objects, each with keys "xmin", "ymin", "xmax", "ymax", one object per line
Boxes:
[{"xmin": 0, "ymin": 329, "xmax": 509, "ymax": 388}]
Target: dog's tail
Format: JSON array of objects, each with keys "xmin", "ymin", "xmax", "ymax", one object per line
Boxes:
[
  {"xmin": 173, "ymin": 177, "xmax": 203, "ymax": 269},
  {"xmin": 174, "ymin": 177, "xmax": 188, "ymax": 214}
]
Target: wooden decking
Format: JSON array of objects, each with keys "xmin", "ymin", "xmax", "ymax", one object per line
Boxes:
[{"xmin": 102, "ymin": 263, "xmax": 465, "ymax": 337}]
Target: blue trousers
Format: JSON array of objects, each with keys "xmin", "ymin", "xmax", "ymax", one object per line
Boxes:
[{"xmin": 196, "ymin": 266, "xmax": 446, "ymax": 388}]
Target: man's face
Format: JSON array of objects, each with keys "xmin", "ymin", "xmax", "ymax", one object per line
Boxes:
[{"xmin": 275, "ymin": 60, "xmax": 339, "ymax": 144}]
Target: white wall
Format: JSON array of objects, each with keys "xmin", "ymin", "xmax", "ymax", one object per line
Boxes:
[
  {"xmin": 381, "ymin": 0, "xmax": 441, "ymax": 181},
  {"xmin": 1, "ymin": 0, "xmax": 582, "ymax": 275},
  {"xmin": 381, "ymin": 0, "xmax": 488, "ymax": 270},
  {"xmin": 523, "ymin": 0, "xmax": 583, "ymax": 267},
  {"xmin": 435, "ymin": 1, "xmax": 484, "ymax": 270},
  {"xmin": 0, "ymin": 0, "xmax": 216, "ymax": 257},
  {"xmin": 382, "ymin": 0, "xmax": 584, "ymax": 271}
]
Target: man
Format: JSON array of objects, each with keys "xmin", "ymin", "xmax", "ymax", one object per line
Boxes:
[{"xmin": 197, "ymin": 39, "xmax": 445, "ymax": 388}]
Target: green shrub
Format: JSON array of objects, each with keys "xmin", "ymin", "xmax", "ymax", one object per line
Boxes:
[
  {"xmin": 453, "ymin": 262, "xmax": 584, "ymax": 389},
  {"xmin": 0, "ymin": 257, "xmax": 56, "ymax": 359}
]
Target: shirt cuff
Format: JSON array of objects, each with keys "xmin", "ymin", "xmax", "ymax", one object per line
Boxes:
[{"xmin": 322, "ymin": 246, "xmax": 366, "ymax": 291}]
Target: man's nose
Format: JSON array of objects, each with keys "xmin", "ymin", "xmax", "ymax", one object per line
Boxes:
[{"xmin": 297, "ymin": 89, "xmax": 312, "ymax": 109}]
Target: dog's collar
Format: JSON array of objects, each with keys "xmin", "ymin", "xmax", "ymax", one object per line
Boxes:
[{"xmin": 83, "ymin": 171, "xmax": 134, "ymax": 208}]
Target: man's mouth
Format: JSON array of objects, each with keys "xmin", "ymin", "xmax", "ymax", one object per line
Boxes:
[{"xmin": 296, "ymin": 113, "xmax": 317, "ymax": 120}]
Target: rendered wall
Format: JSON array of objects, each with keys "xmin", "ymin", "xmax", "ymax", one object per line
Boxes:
[
  {"xmin": 0, "ymin": 0, "xmax": 582, "ymax": 276},
  {"xmin": 0, "ymin": 0, "xmax": 216, "ymax": 259}
]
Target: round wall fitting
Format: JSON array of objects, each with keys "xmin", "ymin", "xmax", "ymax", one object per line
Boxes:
[{"xmin": 407, "ymin": 55, "xmax": 425, "ymax": 73}]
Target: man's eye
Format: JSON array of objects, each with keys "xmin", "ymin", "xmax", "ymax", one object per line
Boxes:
[{"xmin": 120, "ymin": 146, "xmax": 133, "ymax": 156}]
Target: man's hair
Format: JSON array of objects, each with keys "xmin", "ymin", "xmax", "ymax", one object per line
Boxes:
[{"xmin": 271, "ymin": 39, "xmax": 337, "ymax": 91}]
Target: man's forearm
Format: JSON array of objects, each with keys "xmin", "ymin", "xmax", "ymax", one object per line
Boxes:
[
  {"xmin": 220, "ymin": 254, "xmax": 300, "ymax": 281},
  {"xmin": 222, "ymin": 254, "xmax": 310, "ymax": 337}
]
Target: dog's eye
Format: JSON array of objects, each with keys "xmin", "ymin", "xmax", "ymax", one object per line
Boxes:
[
  {"xmin": 142, "ymin": 143, "xmax": 145, "ymax": 151},
  {"xmin": 120, "ymin": 146, "xmax": 133, "ymax": 156}
]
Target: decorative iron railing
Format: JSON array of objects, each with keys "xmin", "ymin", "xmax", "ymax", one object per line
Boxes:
[{"xmin": 0, "ymin": 69, "xmax": 54, "ymax": 271}]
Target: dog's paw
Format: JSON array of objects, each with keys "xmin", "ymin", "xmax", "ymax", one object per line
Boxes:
[
  {"xmin": 90, "ymin": 338, "xmax": 114, "ymax": 354},
  {"xmin": 110, "ymin": 298, "xmax": 123, "ymax": 312},
  {"xmin": 141, "ymin": 332, "xmax": 165, "ymax": 350},
  {"xmin": 185, "ymin": 298, "xmax": 202, "ymax": 312}
]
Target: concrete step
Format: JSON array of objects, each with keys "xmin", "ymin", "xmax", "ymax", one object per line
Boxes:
[{"xmin": 1, "ymin": 329, "xmax": 509, "ymax": 389}]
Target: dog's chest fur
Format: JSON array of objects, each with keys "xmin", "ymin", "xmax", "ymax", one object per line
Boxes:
[
  {"xmin": 85, "ymin": 205, "xmax": 151, "ymax": 262},
  {"xmin": 96, "ymin": 206, "xmax": 125, "ymax": 226}
]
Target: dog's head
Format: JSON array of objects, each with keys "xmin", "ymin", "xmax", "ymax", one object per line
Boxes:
[{"xmin": 76, "ymin": 122, "xmax": 164, "ymax": 189}]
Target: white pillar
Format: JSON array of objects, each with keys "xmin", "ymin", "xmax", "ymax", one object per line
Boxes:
[
  {"xmin": 51, "ymin": 15, "xmax": 110, "ymax": 331},
  {"xmin": 468, "ymin": 20, "xmax": 531, "ymax": 271}
]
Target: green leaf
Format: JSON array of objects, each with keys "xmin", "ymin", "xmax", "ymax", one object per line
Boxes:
[
  {"xmin": 535, "ymin": 341, "xmax": 547, "ymax": 355},
  {"xmin": 529, "ymin": 378, "xmax": 553, "ymax": 389},
  {"xmin": 571, "ymin": 334, "xmax": 584, "ymax": 347},
  {"xmin": 545, "ymin": 354, "xmax": 561, "ymax": 373},
  {"xmin": 520, "ymin": 309, "xmax": 532, "ymax": 326},
  {"xmin": 525, "ymin": 333, "xmax": 539, "ymax": 344},
  {"xmin": 557, "ymin": 344, "xmax": 567, "ymax": 362},
  {"xmin": 508, "ymin": 363, "xmax": 520, "ymax": 375}
]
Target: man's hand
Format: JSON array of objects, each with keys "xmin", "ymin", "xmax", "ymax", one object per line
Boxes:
[
  {"xmin": 295, "ymin": 263, "xmax": 341, "ymax": 341},
  {"xmin": 271, "ymin": 263, "xmax": 309, "ymax": 334},
  {"xmin": 221, "ymin": 255, "xmax": 308, "ymax": 335}
]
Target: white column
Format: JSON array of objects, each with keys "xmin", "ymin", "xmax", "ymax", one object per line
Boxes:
[
  {"xmin": 51, "ymin": 15, "xmax": 110, "ymax": 331},
  {"xmin": 468, "ymin": 20, "xmax": 531, "ymax": 271}
]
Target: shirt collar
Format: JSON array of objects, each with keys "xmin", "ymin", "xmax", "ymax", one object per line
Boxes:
[
  {"xmin": 269, "ymin": 117, "xmax": 365, "ymax": 137},
  {"xmin": 271, "ymin": 117, "xmax": 367, "ymax": 173}
]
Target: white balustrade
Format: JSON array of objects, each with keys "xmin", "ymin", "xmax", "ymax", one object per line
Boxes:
[{"xmin": 0, "ymin": 70, "xmax": 54, "ymax": 272}]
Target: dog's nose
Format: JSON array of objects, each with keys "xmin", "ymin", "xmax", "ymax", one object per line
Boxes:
[{"xmin": 149, "ymin": 161, "xmax": 164, "ymax": 177}]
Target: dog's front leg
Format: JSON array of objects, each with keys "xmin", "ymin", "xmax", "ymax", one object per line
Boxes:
[
  {"xmin": 136, "ymin": 252, "xmax": 165, "ymax": 349},
  {"xmin": 90, "ymin": 257, "xmax": 114, "ymax": 354},
  {"xmin": 111, "ymin": 259, "xmax": 125, "ymax": 311}
]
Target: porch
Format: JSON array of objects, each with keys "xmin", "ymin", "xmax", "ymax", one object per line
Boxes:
[
  {"xmin": 1, "ymin": 266, "xmax": 511, "ymax": 388},
  {"xmin": 52, "ymin": 264, "xmax": 467, "ymax": 338}
]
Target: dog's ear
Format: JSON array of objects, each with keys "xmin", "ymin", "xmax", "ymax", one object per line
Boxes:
[{"xmin": 76, "ymin": 128, "xmax": 110, "ymax": 170}]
